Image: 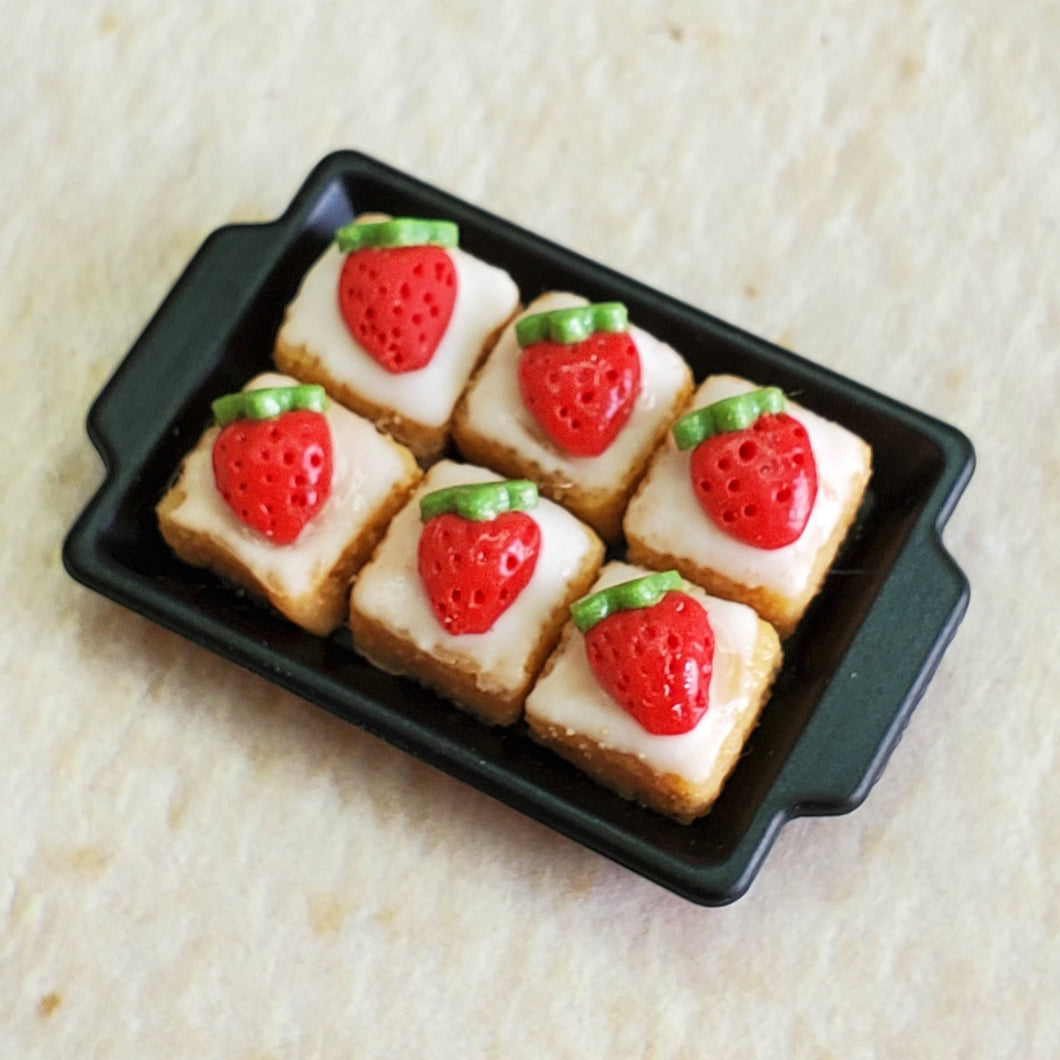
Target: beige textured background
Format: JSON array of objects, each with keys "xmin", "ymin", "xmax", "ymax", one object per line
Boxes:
[{"xmin": 3, "ymin": 1, "xmax": 1058, "ymax": 1056}]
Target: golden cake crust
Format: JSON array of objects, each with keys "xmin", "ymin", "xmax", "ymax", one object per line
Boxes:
[
  {"xmin": 450, "ymin": 313, "xmax": 694, "ymax": 544},
  {"xmin": 526, "ymin": 616, "xmax": 782, "ymax": 822},
  {"xmin": 156, "ymin": 376, "xmax": 422, "ymax": 636},
  {"xmin": 275, "ymin": 312, "xmax": 516, "ymax": 465},
  {"xmin": 348, "ymin": 519, "xmax": 605, "ymax": 726},
  {"xmin": 157, "ymin": 476, "xmax": 409, "ymax": 636},
  {"xmin": 273, "ymin": 210, "xmax": 519, "ymax": 464},
  {"xmin": 447, "ymin": 416, "xmax": 652, "ymax": 545},
  {"xmin": 626, "ymin": 444, "xmax": 870, "ymax": 639},
  {"xmin": 623, "ymin": 376, "xmax": 873, "ymax": 639}
]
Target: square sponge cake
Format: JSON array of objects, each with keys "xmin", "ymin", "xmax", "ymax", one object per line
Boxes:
[
  {"xmin": 524, "ymin": 561, "xmax": 783, "ymax": 823},
  {"xmin": 156, "ymin": 371, "xmax": 421, "ymax": 636},
  {"xmin": 623, "ymin": 375, "xmax": 872, "ymax": 639},
  {"xmin": 348, "ymin": 460, "xmax": 605, "ymax": 726},
  {"xmin": 274, "ymin": 214, "xmax": 521, "ymax": 463},
  {"xmin": 451, "ymin": 291, "xmax": 693, "ymax": 543}
]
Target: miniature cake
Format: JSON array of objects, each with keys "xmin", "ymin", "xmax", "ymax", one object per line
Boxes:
[
  {"xmin": 623, "ymin": 375, "xmax": 872, "ymax": 638},
  {"xmin": 525, "ymin": 562, "xmax": 783, "ymax": 822},
  {"xmin": 348, "ymin": 460, "xmax": 605, "ymax": 726},
  {"xmin": 156, "ymin": 371, "xmax": 421, "ymax": 635},
  {"xmin": 451, "ymin": 292, "xmax": 694, "ymax": 543},
  {"xmin": 274, "ymin": 215, "xmax": 521, "ymax": 462}
]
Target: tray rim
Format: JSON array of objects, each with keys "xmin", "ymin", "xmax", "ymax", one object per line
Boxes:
[{"xmin": 62, "ymin": 149, "xmax": 975, "ymax": 905}]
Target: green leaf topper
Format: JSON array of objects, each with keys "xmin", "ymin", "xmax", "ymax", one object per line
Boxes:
[
  {"xmin": 420, "ymin": 480, "xmax": 539, "ymax": 523},
  {"xmin": 335, "ymin": 217, "xmax": 459, "ymax": 254},
  {"xmin": 671, "ymin": 387, "xmax": 786, "ymax": 451},
  {"xmin": 515, "ymin": 302, "xmax": 629, "ymax": 348},
  {"xmin": 212, "ymin": 385, "xmax": 328, "ymax": 427},
  {"xmin": 571, "ymin": 570, "xmax": 687, "ymax": 633}
]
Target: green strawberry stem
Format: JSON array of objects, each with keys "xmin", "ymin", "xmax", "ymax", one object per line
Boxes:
[
  {"xmin": 212, "ymin": 385, "xmax": 328, "ymax": 427},
  {"xmin": 571, "ymin": 570, "xmax": 686, "ymax": 633},
  {"xmin": 515, "ymin": 302, "xmax": 628, "ymax": 347},
  {"xmin": 420, "ymin": 480, "xmax": 539, "ymax": 523},
  {"xmin": 672, "ymin": 387, "xmax": 786, "ymax": 451},
  {"xmin": 335, "ymin": 217, "xmax": 459, "ymax": 253}
]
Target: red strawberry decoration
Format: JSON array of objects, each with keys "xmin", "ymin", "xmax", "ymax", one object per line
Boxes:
[
  {"xmin": 516, "ymin": 302, "xmax": 641, "ymax": 457},
  {"xmin": 673, "ymin": 387, "xmax": 817, "ymax": 550},
  {"xmin": 335, "ymin": 218, "xmax": 458, "ymax": 373},
  {"xmin": 417, "ymin": 480, "xmax": 542, "ymax": 635},
  {"xmin": 211, "ymin": 385, "xmax": 333, "ymax": 545},
  {"xmin": 572, "ymin": 571, "xmax": 714, "ymax": 736}
]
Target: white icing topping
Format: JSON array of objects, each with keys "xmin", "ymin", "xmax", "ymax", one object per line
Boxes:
[
  {"xmin": 277, "ymin": 243, "xmax": 519, "ymax": 428},
  {"xmin": 456, "ymin": 292, "xmax": 691, "ymax": 489},
  {"xmin": 623, "ymin": 375, "xmax": 870, "ymax": 598},
  {"xmin": 524, "ymin": 562, "xmax": 764, "ymax": 783},
  {"xmin": 350, "ymin": 460, "xmax": 601, "ymax": 694},
  {"xmin": 163, "ymin": 373, "xmax": 415, "ymax": 597}
]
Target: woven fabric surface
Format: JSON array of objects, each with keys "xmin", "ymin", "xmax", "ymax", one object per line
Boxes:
[{"xmin": 2, "ymin": 2, "xmax": 1057, "ymax": 1056}]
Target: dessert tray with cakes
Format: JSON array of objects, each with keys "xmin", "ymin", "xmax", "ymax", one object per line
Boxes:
[{"xmin": 63, "ymin": 152, "xmax": 974, "ymax": 905}]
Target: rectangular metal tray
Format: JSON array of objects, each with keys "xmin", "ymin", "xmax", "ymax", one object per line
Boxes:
[{"xmin": 62, "ymin": 151, "xmax": 974, "ymax": 904}]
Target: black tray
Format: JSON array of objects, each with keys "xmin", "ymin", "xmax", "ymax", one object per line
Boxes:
[{"xmin": 62, "ymin": 151, "xmax": 974, "ymax": 905}]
